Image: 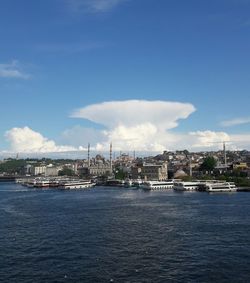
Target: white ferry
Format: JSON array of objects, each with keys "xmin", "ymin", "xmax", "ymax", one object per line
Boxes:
[
  {"xmin": 173, "ymin": 181, "xmax": 200, "ymax": 191},
  {"xmin": 26, "ymin": 179, "xmax": 37, "ymax": 187},
  {"xmin": 142, "ymin": 180, "xmax": 174, "ymax": 190},
  {"xmin": 132, "ymin": 179, "xmax": 143, "ymax": 188},
  {"xmin": 16, "ymin": 178, "xmax": 26, "ymax": 184},
  {"xmin": 205, "ymin": 182, "xmax": 237, "ymax": 192},
  {"xmin": 60, "ymin": 180, "xmax": 95, "ymax": 189},
  {"xmin": 124, "ymin": 179, "xmax": 133, "ymax": 187},
  {"xmin": 34, "ymin": 179, "xmax": 50, "ymax": 188}
]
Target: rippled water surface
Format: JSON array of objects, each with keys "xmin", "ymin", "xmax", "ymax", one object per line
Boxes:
[{"xmin": 1, "ymin": 182, "xmax": 250, "ymax": 283}]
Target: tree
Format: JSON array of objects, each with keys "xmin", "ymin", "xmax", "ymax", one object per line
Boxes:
[
  {"xmin": 0, "ymin": 159, "xmax": 27, "ymax": 174},
  {"xmin": 58, "ymin": 168, "xmax": 75, "ymax": 176},
  {"xmin": 200, "ymin": 156, "xmax": 217, "ymax": 173},
  {"xmin": 115, "ymin": 168, "xmax": 126, "ymax": 180}
]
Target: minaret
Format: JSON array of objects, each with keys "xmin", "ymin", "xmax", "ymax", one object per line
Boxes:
[
  {"xmin": 88, "ymin": 143, "xmax": 90, "ymax": 167},
  {"xmin": 110, "ymin": 142, "xmax": 113, "ymax": 172},
  {"xmin": 189, "ymin": 158, "xmax": 192, "ymax": 177},
  {"xmin": 223, "ymin": 142, "xmax": 227, "ymax": 167}
]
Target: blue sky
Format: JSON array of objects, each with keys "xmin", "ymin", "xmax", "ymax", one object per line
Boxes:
[{"xmin": 1, "ymin": 0, "xmax": 250, "ymax": 155}]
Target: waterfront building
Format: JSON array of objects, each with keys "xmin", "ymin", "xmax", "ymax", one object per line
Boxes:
[
  {"xmin": 88, "ymin": 164, "xmax": 112, "ymax": 176},
  {"xmin": 45, "ymin": 166, "xmax": 61, "ymax": 177},
  {"xmin": 233, "ymin": 162, "xmax": 248, "ymax": 170},
  {"xmin": 131, "ymin": 166, "xmax": 142, "ymax": 180},
  {"xmin": 79, "ymin": 143, "xmax": 113, "ymax": 177},
  {"xmin": 141, "ymin": 162, "xmax": 168, "ymax": 181},
  {"xmin": 30, "ymin": 166, "xmax": 46, "ymax": 176}
]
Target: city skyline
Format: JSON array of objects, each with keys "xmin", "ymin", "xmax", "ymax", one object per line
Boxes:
[{"xmin": 1, "ymin": 0, "xmax": 250, "ymax": 155}]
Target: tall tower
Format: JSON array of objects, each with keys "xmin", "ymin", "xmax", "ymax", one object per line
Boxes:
[
  {"xmin": 189, "ymin": 158, "xmax": 192, "ymax": 177},
  {"xmin": 88, "ymin": 143, "xmax": 90, "ymax": 167},
  {"xmin": 110, "ymin": 142, "xmax": 113, "ymax": 172},
  {"xmin": 223, "ymin": 142, "xmax": 227, "ymax": 167}
]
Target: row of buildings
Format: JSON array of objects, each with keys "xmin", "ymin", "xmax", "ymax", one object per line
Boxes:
[{"xmin": 2, "ymin": 148, "xmax": 250, "ymax": 181}]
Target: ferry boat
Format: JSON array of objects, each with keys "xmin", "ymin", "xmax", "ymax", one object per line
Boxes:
[
  {"xmin": 205, "ymin": 182, "xmax": 237, "ymax": 192},
  {"xmin": 49, "ymin": 180, "xmax": 59, "ymax": 187},
  {"xmin": 21, "ymin": 178, "xmax": 41, "ymax": 187},
  {"xmin": 173, "ymin": 181, "xmax": 200, "ymax": 191},
  {"xmin": 16, "ymin": 178, "xmax": 26, "ymax": 184},
  {"xmin": 105, "ymin": 179, "xmax": 125, "ymax": 187},
  {"xmin": 26, "ymin": 179, "xmax": 37, "ymax": 187},
  {"xmin": 34, "ymin": 179, "xmax": 50, "ymax": 188},
  {"xmin": 124, "ymin": 179, "xmax": 133, "ymax": 187},
  {"xmin": 132, "ymin": 179, "xmax": 143, "ymax": 188},
  {"xmin": 60, "ymin": 180, "xmax": 95, "ymax": 189},
  {"xmin": 141, "ymin": 180, "xmax": 174, "ymax": 190}
]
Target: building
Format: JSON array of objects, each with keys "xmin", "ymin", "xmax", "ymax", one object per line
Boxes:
[
  {"xmin": 45, "ymin": 165, "xmax": 61, "ymax": 177},
  {"xmin": 30, "ymin": 166, "xmax": 46, "ymax": 176},
  {"xmin": 131, "ymin": 166, "xmax": 142, "ymax": 180},
  {"xmin": 88, "ymin": 164, "xmax": 112, "ymax": 176},
  {"xmin": 233, "ymin": 162, "xmax": 248, "ymax": 170},
  {"xmin": 140, "ymin": 163, "xmax": 168, "ymax": 181}
]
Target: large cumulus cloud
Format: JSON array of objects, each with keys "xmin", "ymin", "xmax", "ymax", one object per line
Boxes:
[
  {"xmin": 5, "ymin": 127, "xmax": 77, "ymax": 153},
  {"xmin": 71, "ymin": 100, "xmax": 196, "ymax": 151}
]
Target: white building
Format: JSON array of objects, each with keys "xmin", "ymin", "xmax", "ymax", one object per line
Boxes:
[
  {"xmin": 45, "ymin": 166, "xmax": 61, "ymax": 177},
  {"xmin": 31, "ymin": 166, "xmax": 46, "ymax": 176}
]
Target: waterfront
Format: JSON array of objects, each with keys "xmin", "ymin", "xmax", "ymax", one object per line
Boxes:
[{"xmin": 1, "ymin": 183, "xmax": 250, "ymax": 282}]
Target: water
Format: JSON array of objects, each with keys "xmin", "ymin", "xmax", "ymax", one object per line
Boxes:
[{"xmin": 1, "ymin": 183, "xmax": 250, "ymax": 283}]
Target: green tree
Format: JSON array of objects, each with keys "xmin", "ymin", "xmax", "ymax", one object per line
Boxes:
[
  {"xmin": 58, "ymin": 168, "xmax": 75, "ymax": 176},
  {"xmin": 0, "ymin": 159, "xmax": 27, "ymax": 174},
  {"xmin": 200, "ymin": 157, "xmax": 217, "ymax": 173},
  {"xmin": 115, "ymin": 168, "xmax": 126, "ymax": 180}
]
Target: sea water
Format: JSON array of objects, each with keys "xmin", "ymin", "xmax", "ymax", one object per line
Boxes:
[{"xmin": 1, "ymin": 182, "xmax": 250, "ymax": 282}]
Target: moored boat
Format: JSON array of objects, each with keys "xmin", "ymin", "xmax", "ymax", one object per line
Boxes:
[
  {"xmin": 60, "ymin": 180, "xmax": 95, "ymax": 189},
  {"xmin": 34, "ymin": 179, "xmax": 50, "ymax": 188},
  {"xmin": 205, "ymin": 182, "xmax": 237, "ymax": 192},
  {"xmin": 173, "ymin": 181, "xmax": 200, "ymax": 191},
  {"xmin": 141, "ymin": 180, "xmax": 174, "ymax": 190}
]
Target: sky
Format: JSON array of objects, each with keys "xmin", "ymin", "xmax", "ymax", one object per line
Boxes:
[{"xmin": 1, "ymin": 0, "xmax": 250, "ymax": 157}]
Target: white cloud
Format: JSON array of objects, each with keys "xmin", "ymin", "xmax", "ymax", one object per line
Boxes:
[
  {"xmin": 220, "ymin": 117, "xmax": 250, "ymax": 127},
  {"xmin": 5, "ymin": 127, "xmax": 77, "ymax": 153},
  {"xmin": 188, "ymin": 130, "xmax": 231, "ymax": 149},
  {"xmin": 185, "ymin": 131, "xmax": 250, "ymax": 151},
  {"xmin": 70, "ymin": 100, "xmax": 250, "ymax": 151},
  {"xmin": 72, "ymin": 100, "xmax": 195, "ymax": 129},
  {"xmin": 71, "ymin": 100, "xmax": 196, "ymax": 151},
  {"xmin": 0, "ymin": 60, "xmax": 30, "ymax": 79},
  {"xmin": 4, "ymin": 101, "xmax": 250, "ymax": 156},
  {"xmin": 66, "ymin": 0, "xmax": 127, "ymax": 13},
  {"xmin": 227, "ymin": 133, "xmax": 250, "ymax": 150}
]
